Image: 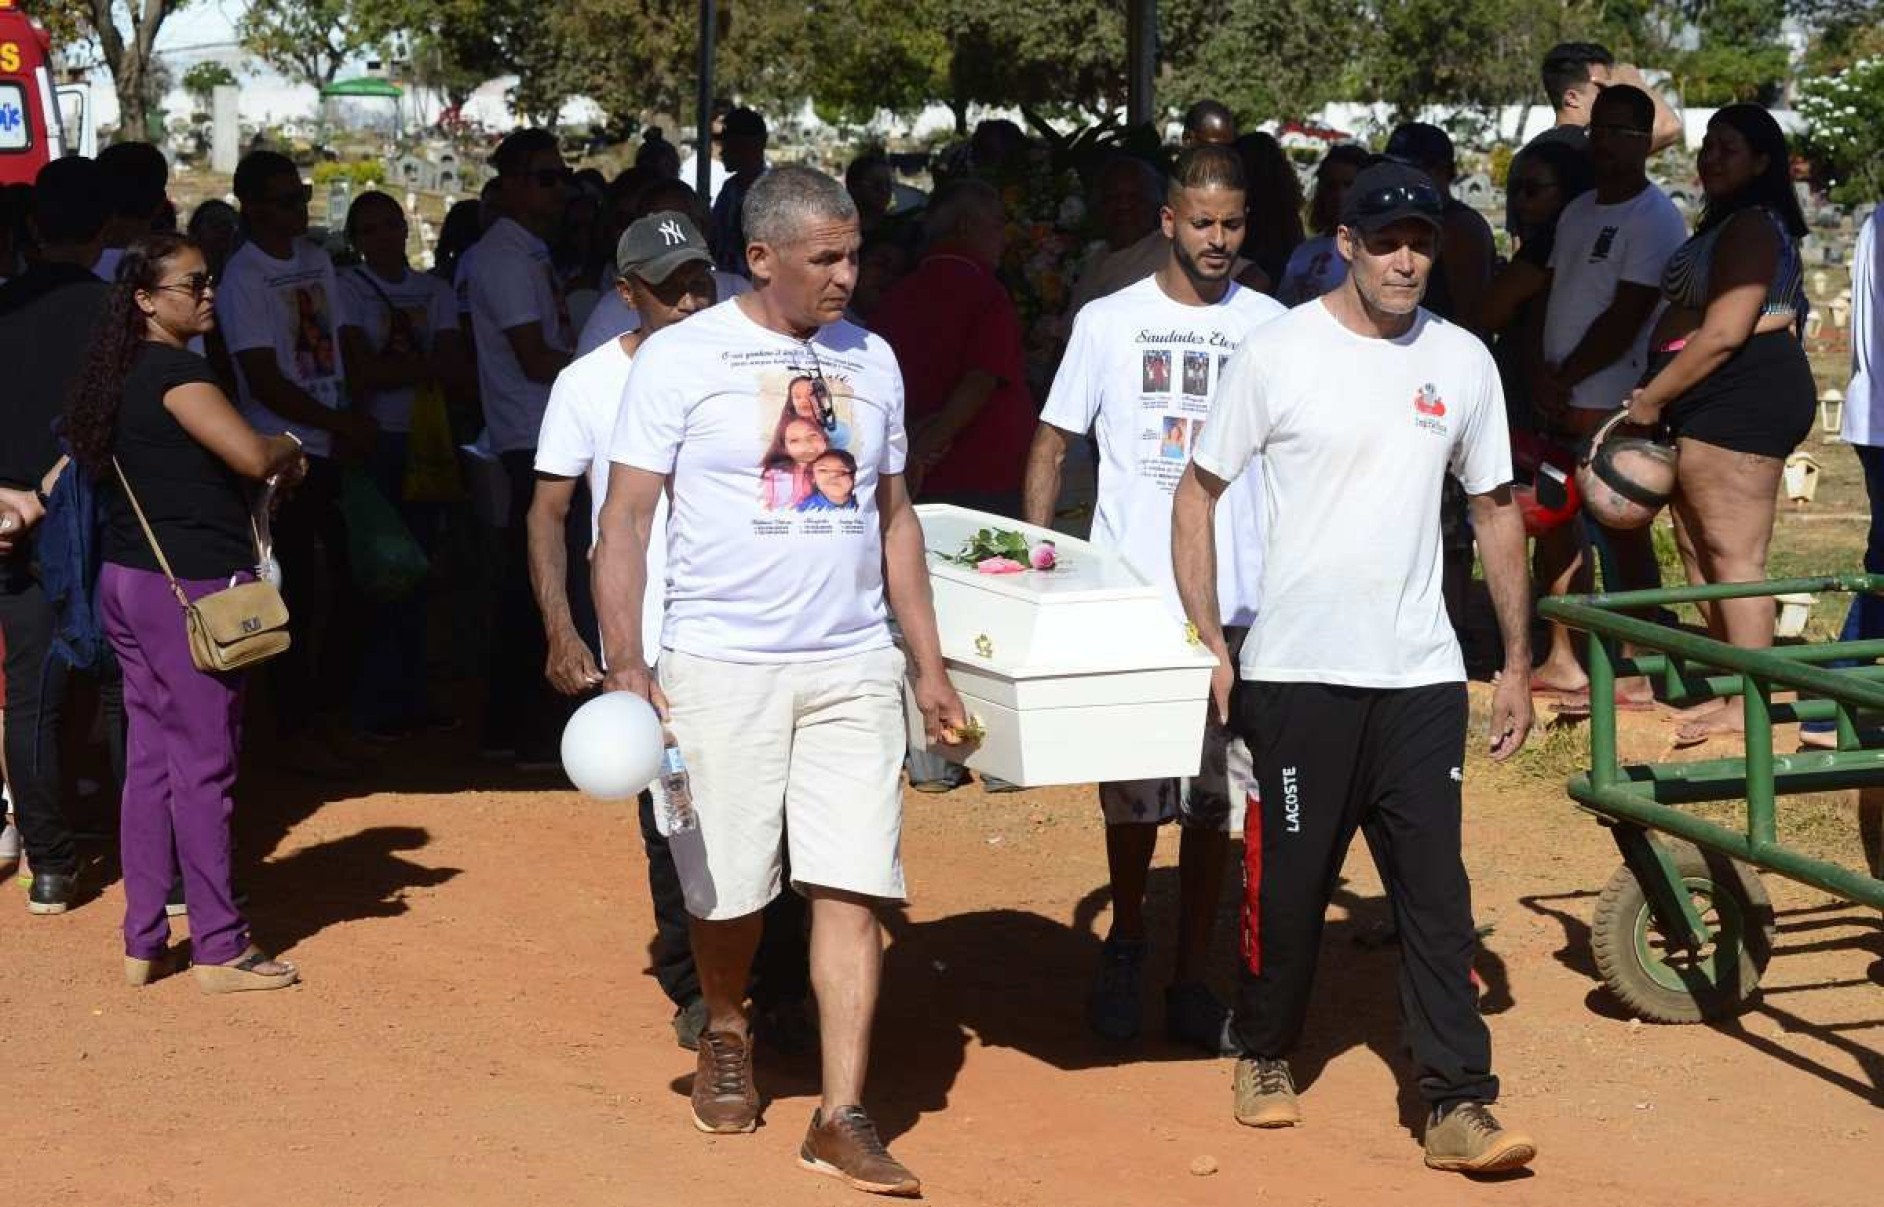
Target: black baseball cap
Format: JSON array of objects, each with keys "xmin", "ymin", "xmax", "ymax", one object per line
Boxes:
[
  {"xmin": 1338, "ymin": 161, "xmax": 1445, "ymax": 234},
  {"xmin": 1383, "ymin": 122, "xmax": 1456, "ymax": 172},
  {"xmin": 616, "ymin": 212, "xmax": 712, "ymax": 283}
]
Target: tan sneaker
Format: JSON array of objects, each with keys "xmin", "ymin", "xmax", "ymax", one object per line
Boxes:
[
  {"xmin": 1232, "ymin": 1057, "xmax": 1302, "ymax": 1128},
  {"xmin": 1423, "ymin": 1103, "xmax": 1537, "ymax": 1173},
  {"xmin": 798, "ymin": 1106, "xmax": 920, "ymax": 1197},
  {"xmin": 690, "ymin": 1030, "xmax": 759, "ymax": 1134}
]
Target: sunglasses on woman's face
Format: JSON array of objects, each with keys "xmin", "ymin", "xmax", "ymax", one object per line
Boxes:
[{"xmin": 153, "ymin": 272, "xmax": 214, "ymax": 300}]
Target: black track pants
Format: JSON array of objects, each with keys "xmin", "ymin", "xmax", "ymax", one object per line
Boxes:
[{"xmin": 1230, "ymin": 680, "xmax": 1497, "ymax": 1107}]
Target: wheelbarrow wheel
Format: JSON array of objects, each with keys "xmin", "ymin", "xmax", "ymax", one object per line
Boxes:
[{"xmin": 1591, "ymin": 840, "xmax": 1775, "ymax": 1024}]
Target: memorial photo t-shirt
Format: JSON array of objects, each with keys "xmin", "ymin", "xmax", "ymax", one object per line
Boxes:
[
  {"xmin": 1193, "ymin": 299, "xmax": 1512, "ymax": 688},
  {"xmin": 217, "ymin": 238, "xmax": 354, "ymax": 458},
  {"xmin": 337, "ymin": 264, "xmax": 459, "ymax": 433},
  {"xmin": 1040, "ymin": 274, "xmax": 1285, "ymax": 625},
  {"xmin": 608, "ymin": 298, "xmax": 907, "ymax": 662}
]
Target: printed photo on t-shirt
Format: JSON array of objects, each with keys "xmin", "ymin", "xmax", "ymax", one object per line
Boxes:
[
  {"xmin": 758, "ymin": 370, "xmax": 858, "ymax": 512},
  {"xmin": 1182, "ymin": 350, "xmax": 1210, "ymax": 396},
  {"xmin": 1142, "ymin": 350, "xmax": 1171, "ymax": 394},
  {"xmin": 796, "ymin": 449, "xmax": 859, "ymax": 512},
  {"xmin": 1191, "ymin": 419, "xmax": 1205, "ymax": 451},
  {"xmin": 1160, "ymin": 416, "xmax": 1189, "ymax": 459},
  {"xmin": 288, "ymin": 285, "xmax": 338, "ymax": 380},
  {"xmin": 381, "ymin": 303, "xmax": 429, "ymax": 356}
]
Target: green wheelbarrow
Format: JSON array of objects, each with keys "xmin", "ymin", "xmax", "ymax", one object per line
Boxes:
[{"xmin": 1540, "ymin": 575, "xmax": 1884, "ymax": 1023}]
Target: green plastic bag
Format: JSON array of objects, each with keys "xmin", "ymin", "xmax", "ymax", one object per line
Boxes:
[{"xmin": 340, "ymin": 468, "xmax": 428, "ymax": 602}]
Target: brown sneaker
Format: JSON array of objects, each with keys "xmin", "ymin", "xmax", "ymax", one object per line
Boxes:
[
  {"xmin": 1232, "ymin": 1056, "xmax": 1302, "ymax": 1128},
  {"xmin": 1423, "ymin": 1103, "xmax": 1537, "ymax": 1173},
  {"xmin": 690, "ymin": 1030, "xmax": 759, "ymax": 1134},
  {"xmin": 798, "ymin": 1106, "xmax": 920, "ymax": 1197}
]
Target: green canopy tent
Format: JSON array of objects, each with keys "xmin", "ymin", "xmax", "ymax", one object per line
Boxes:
[{"xmin": 321, "ymin": 77, "xmax": 404, "ymax": 135}]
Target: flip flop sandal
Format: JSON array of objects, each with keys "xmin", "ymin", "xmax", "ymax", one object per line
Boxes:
[
  {"xmin": 193, "ymin": 946, "xmax": 299, "ymax": 995},
  {"xmin": 1553, "ymin": 691, "xmax": 1657, "ymax": 719}
]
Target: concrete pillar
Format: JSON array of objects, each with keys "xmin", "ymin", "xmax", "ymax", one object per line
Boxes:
[{"xmin": 211, "ymin": 84, "xmax": 239, "ymax": 175}]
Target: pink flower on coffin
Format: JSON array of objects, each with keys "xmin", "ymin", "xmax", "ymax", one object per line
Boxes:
[
  {"xmin": 1029, "ymin": 541, "xmax": 1057, "ymax": 570},
  {"xmin": 976, "ymin": 556, "xmax": 1027, "ymax": 574}
]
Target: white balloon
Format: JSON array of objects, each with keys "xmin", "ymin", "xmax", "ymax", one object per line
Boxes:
[{"xmin": 561, "ymin": 691, "xmax": 665, "ymax": 799}]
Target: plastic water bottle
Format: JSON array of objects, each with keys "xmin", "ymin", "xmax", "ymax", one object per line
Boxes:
[{"xmin": 656, "ymin": 728, "xmax": 698, "ymax": 836}]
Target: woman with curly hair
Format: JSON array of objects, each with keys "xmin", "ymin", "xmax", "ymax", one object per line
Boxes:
[
  {"xmin": 1623, "ymin": 103, "xmax": 1814, "ymax": 745},
  {"xmin": 66, "ymin": 233, "xmax": 307, "ymax": 991}
]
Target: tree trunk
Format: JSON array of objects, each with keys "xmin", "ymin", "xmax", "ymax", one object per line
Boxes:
[{"xmin": 114, "ymin": 58, "xmax": 145, "ymax": 141}]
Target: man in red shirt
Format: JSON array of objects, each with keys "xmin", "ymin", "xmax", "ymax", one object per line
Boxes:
[
  {"xmin": 872, "ymin": 179, "xmax": 1033, "ymax": 518},
  {"xmin": 872, "ymin": 178, "xmax": 1031, "ymax": 793}
]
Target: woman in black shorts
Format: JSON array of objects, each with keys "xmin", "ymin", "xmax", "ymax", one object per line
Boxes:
[{"xmin": 1624, "ymin": 103, "xmax": 1813, "ymax": 744}]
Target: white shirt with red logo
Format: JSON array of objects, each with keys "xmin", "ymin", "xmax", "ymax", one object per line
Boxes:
[{"xmin": 1192, "ymin": 299, "xmax": 1511, "ymax": 688}]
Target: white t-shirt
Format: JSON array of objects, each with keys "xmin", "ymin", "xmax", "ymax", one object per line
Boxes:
[
  {"xmin": 1545, "ymin": 185, "xmax": 1689, "ymax": 410},
  {"xmin": 1841, "ymin": 209, "xmax": 1881, "ymax": 446},
  {"xmin": 1041, "ymin": 274, "xmax": 1285, "ymax": 625},
  {"xmin": 609, "ymin": 299, "xmax": 907, "ymax": 663},
  {"xmin": 574, "ymin": 271, "xmax": 751, "ymax": 357},
  {"xmin": 456, "ymin": 217, "xmax": 574, "ymax": 453},
  {"xmin": 535, "ymin": 335, "xmax": 668, "ymax": 662},
  {"xmin": 217, "ymin": 238, "xmax": 355, "ymax": 459},
  {"xmin": 337, "ymin": 264, "xmax": 459, "ymax": 433},
  {"xmin": 1192, "ymin": 300, "xmax": 1512, "ymax": 687},
  {"xmin": 677, "ymin": 155, "xmax": 732, "ymax": 206},
  {"xmin": 1276, "ymin": 235, "xmax": 1348, "ymax": 306}
]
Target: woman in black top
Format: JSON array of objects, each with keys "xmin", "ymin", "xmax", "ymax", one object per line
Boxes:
[{"xmin": 65, "ymin": 233, "xmax": 307, "ymax": 992}]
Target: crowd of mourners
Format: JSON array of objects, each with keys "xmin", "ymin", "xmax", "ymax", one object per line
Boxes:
[{"xmin": 1, "ymin": 38, "xmax": 1878, "ymax": 1197}]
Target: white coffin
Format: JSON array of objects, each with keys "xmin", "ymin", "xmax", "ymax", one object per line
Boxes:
[{"xmin": 901, "ymin": 505, "xmax": 1218, "ymax": 787}]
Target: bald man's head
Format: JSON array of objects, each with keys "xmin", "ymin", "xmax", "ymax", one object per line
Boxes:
[{"xmin": 1183, "ymin": 100, "xmax": 1237, "ymax": 146}]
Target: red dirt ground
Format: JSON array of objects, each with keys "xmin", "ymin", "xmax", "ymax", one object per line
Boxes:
[{"xmin": 5, "ymin": 688, "xmax": 1882, "ymax": 1206}]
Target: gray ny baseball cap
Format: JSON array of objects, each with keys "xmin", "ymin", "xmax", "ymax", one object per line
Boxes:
[{"xmin": 616, "ymin": 212, "xmax": 712, "ymax": 283}]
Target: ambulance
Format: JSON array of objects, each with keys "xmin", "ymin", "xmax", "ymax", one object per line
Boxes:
[{"xmin": 0, "ymin": 0, "xmax": 94, "ymax": 185}]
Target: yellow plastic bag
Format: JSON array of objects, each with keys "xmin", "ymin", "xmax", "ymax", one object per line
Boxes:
[{"xmin": 403, "ymin": 382, "xmax": 464, "ymax": 503}]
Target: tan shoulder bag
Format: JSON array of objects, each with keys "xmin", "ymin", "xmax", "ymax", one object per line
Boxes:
[{"xmin": 112, "ymin": 458, "xmax": 291, "ymax": 673}]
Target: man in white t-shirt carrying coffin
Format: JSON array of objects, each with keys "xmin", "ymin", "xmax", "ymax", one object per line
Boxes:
[
  {"xmin": 531, "ymin": 213, "xmax": 814, "ymax": 1054},
  {"xmin": 593, "ymin": 166, "xmax": 963, "ymax": 1198},
  {"xmin": 1173, "ymin": 162, "xmax": 1539, "ymax": 1173},
  {"xmin": 1026, "ymin": 145, "xmax": 1284, "ymax": 1054}
]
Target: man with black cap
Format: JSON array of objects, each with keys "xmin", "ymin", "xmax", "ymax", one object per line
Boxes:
[
  {"xmin": 709, "ymin": 107, "xmax": 768, "ymax": 278},
  {"xmin": 531, "ymin": 212, "xmax": 817, "ymax": 1052},
  {"xmin": 1172, "ymin": 160, "xmax": 1538, "ymax": 1172},
  {"xmin": 0, "ymin": 157, "xmax": 119, "ymax": 914}
]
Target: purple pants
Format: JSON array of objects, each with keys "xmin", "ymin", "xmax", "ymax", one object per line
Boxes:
[{"xmin": 100, "ymin": 562, "xmax": 251, "ymax": 964}]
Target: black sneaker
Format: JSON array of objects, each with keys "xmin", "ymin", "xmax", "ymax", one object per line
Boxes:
[
  {"xmin": 1085, "ymin": 936, "xmax": 1148, "ymax": 1040},
  {"xmin": 28, "ymin": 871, "xmax": 76, "ymax": 915}
]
